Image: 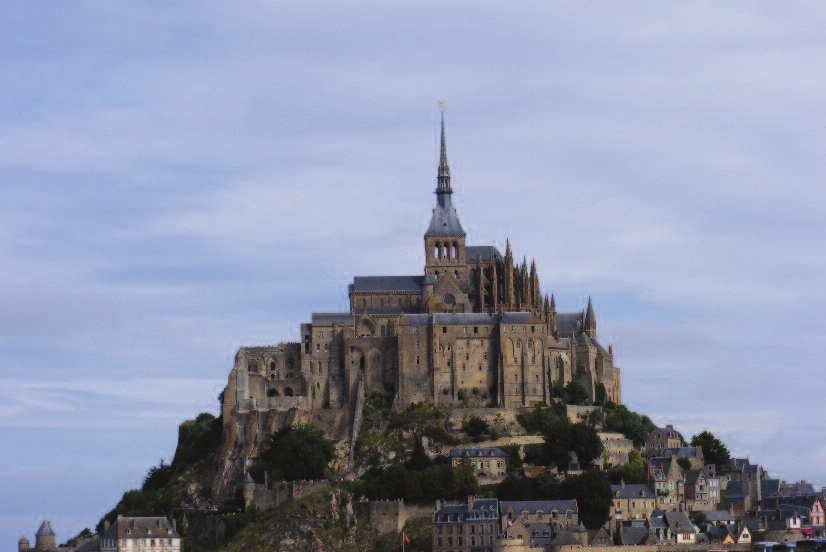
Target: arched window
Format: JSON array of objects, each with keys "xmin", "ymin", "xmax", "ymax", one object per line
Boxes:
[
  {"xmin": 288, "ymin": 358, "xmax": 295, "ymax": 371},
  {"xmin": 284, "ymin": 387, "xmax": 294, "ymax": 397},
  {"xmin": 443, "ymin": 244, "xmax": 449, "ymax": 259},
  {"xmin": 270, "ymin": 361, "xmax": 276, "ymax": 371},
  {"xmin": 267, "ymin": 389, "xmax": 279, "ymax": 397},
  {"xmin": 434, "ymin": 245, "xmax": 439, "ymax": 259},
  {"xmin": 452, "ymin": 243, "xmax": 458, "ymax": 258}
]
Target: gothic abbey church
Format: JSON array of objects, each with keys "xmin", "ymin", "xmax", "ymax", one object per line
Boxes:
[{"xmin": 220, "ymin": 115, "xmax": 621, "ymax": 449}]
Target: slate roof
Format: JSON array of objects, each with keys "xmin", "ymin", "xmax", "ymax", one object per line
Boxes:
[
  {"xmin": 550, "ymin": 530, "xmax": 579, "ymax": 546},
  {"xmin": 351, "ymin": 275, "xmax": 424, "ymax": 292},
  {"xmin": 36, "ymin": 521, "xmax": 56, "ymax": 537},
  {"xmin": 402, "ymin": 313, "xmax": 497, "ymax": 326},
  {"xmin": 556, "ymin": 311, "xmax": 583, "ymax": 333},
  {"xmin": 612, "ymin": 483, "xmax": 655, "ymax": 498},
  {"xmin": 726, "ymin": 481, "xmax": 748, "ymax": 499},
  {"xmin": 663, "ymin": 447, "xmax": 699, "ymax": 459},
  {"xmin": 665, "ymin": 511, "xmax": 695, "ymax": 534},
  {"xmin": 704, "ymin": 510, "xmax": 737, "ymax": 523},
  {"xmin": 466, "ymin": 245, "xmax": 503, "ymax": 262},
  {"xmin": 500, "ymin": 312, "xmax": 542, "ymax": 324},
  {"xmin": 100, "ymin": 517, "xmax": 179, "ymax": 540},
  {"xmin": 621, "ymin": 526, "xmax": 653, "ymax": 545},
  {"xmin": 576, "ymin": 331, "xmax": 608, "ymax": 353},
  {"xmin": 501, "ymin": 500, "xmax": 578, "ymax": 514},
  {"xmin": 761, "ymin": 479, "xmax": 781, "ymax": 498},
  {"xmin": 426, "ymin": 199, "xmax": 465, "ymax": 236},
  {"xmin": 310, "ymin": 312, "xmax": 354, "ymax": 327},
  {"xmin": 449, "ymin": 447, "xmax": 508, "ymax": 458}
]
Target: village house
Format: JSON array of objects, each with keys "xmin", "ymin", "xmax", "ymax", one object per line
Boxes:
[
  {"xmin": 643, "ymin": 425, "xmax": 682, "ymax": 457},
  {"xmin": 99, "ymin": 516, "xmax": 181, "ymax": 552},
  {"xmin": 449, "ymin": 448, "xmax": 508, "ymax": 479},
  {"xmin": 500, "ymin": 500, "xmax": 579, "ymax": 535},
  {"xmin": 432, "ymin": 496, "xmax": 499, "ymax": 552},
  {"xmin": 610, "ymin": 481, "xmax": 656, "ymax": 522}
]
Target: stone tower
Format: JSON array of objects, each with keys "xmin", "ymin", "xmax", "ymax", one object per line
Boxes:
[
  {"xmin": 35, "ymin": 521, "xmax": 56, "ymax": 551},
  {"xmin": 424, "ymin": 109, "xmax": 467, "ymax": 289},
  {"xmin": 18, "ymin": 537, "xmax": 30, "ymax": 552}
]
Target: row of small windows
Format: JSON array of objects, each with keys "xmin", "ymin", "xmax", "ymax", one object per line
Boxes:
[
  {"xmin": 361, "ymin": 298, "xmax": 406, "ymax": 308},
  {"xmin": 433, "ymin": 241, "xmax": 460, "ymax": 260}
]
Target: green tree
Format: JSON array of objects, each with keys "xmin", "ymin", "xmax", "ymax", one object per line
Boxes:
[
  {"xmin": 594, "ymin": 383, "xmax": 607, "ymax": 406},
  {"xmin": 516, "ymin": 404, "xmax": 559, "ymax": 434},
  {"xmin": 564, "ymin": 381, "xmax": 589, "ymax": 406},
  {"xmin": 543, "ymin": 420, "xmax": 603, "ymax": 471},
  {"xmin": 406, "ymin": 436, "xmax": 432, "ymax": 472},
  {"xmin": 677, "ymin": 457, "xmax": 692, "ymax": 471},
  {"xmin": 462, "ymin": 415, "xmax": 489, "ymax": 441},
  {"xmin": 559, "ymin": 470, "xmax": 613, "ymax": 529},
  {"xmin": 690, "ymin": 430, "xmax": 730, "ymax": 467},
  {"xmin": 453, "ymin": 451, "xmax": 479, "ymax": 498},
  {"xmin": 497, "ymin": 476, "xmax": 537, "ymax": 500},
  {"xmin": 142, "ymin": 459, "xmax": 173, "ymax": 492},
  {"xmin": 260, "ymin": 422, "xmax": 335, "ymax": 481}
]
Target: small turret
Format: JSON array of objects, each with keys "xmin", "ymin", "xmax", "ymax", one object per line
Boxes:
[
  {"xmin": 19, "ymin": 537, "xmax": 30, "ymax": 552},
  {"xmin": 35, "ymin": 521, "xmax": 56, "ymax": 551}
]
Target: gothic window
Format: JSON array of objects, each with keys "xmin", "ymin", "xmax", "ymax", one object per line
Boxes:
[
  {"xmin": 443, "ymin": 244, "xmax": 449, "ymax": 259},
  {"xmin": 444, "ymin": 293, "xmax": 455, "ymax": 305},
  {"xmin": 380, "ymin": 298, "xmax": 384, "ymax": 307},
  {"xmin": 288, "ymin": 359, "xmax": 295, "ymax": 371},
  {"xmin": 381, "ymin": 325, "xmax": 386, "ymax": 336},
  {"xmin": 267, "ymin": 388, "xmax": 279, "ymax": 397},
  {"xmin": 284, "ymin": 387, "xmax": 294, "ymax": 396},
  {"xmin": 452, "ymin": 243, "xmax": 458, "ymax": 258},
  {"xmin": 517, "ymin": 339, "xmax": 521, "ymax": 348},
  {"xmin": 362, "ymin": 299, "xmax": 366, "ymax": 307},
  {"xmin": 454, "ymin": 270, "xmax": 459, "ymax": 279},
  {"xmin": 270, "ymin": 361, "xmax": 276, "ymax": 370},
  {"xmin": 434, "ymin": 245, "xmax": 439, "ymax": 259}
]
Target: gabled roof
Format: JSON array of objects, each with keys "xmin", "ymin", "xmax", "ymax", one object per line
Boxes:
[
  {"xmin": 556, "ymin": 311, "xmax": 583, "ymax": 333},
  {"xmin": 621, "ymin": 526, "xmax": 654, "ymax": 545},
  {"xmin": 449, "ymin": 447, "xmax": 508, "ymax": 458},
  {"xmin": 612, "ymin": 483, "xmax": 655, "ymax": 499},
  {"xmin": 351, "ymin": 275, "xmax": 424, "ymax": 292},
  {"xmin": 665, "ymin": 511, "xmax": 696, "ymax": 534},
  {"xmin": 310, "ymin": 312, "xmax": 354, "ymax": 327},
  {"xmin": 761, "ymin": 479, "xmax": 781, "ymax": 498},
  {"xmin": 501, "ymin": 499, "xmax": 578, "ymax": 514},
  {"xmin": 663, "ymin": 447, "xmax": 699, "ymax": 459},
  {"xmin": 466, "ymin": 245, "xmax": 503, "ymax": 262},
  {"xmin": 402, "ymin": 313, "xmax": 497, "ymax": 326},
  {"xmin": 500, "ymin": 312, "xmax": 543, "ymax": 324},
  {"xmin": 550, "ymin": 530, "xmax": 579, "ymax": 546},
  {"xmin": 100, "ymin": 517, "xmax": 179, "ymax": 540}
]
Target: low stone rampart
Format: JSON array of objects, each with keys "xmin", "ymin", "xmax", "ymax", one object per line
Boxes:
[{"xmin": 359, "ymin": 500, "xmax": 435, "ymax": 534}]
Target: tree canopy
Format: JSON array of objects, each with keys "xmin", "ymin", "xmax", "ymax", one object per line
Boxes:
[
  {"xmin": 260, "ymin": 422, "xmax": 336, "ymax": 481},
  {"xmin": 690, "ymin": 430, "xmax": 730, "ymax": 467},
  {"xmin": 542, "ymin": 420, "xmax": 604, "ymax": 471}
]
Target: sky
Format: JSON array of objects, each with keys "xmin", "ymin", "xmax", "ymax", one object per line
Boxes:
[{"xmin": 2, "ymin": 0, "xmax": 826, "ymax": 548}]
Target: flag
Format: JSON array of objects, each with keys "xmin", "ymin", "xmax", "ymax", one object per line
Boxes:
[
  {"xmin": 506, "ymin": 519, "xmax": 513, "ymax": 527},
  {"xmin": 403, "ymin": 533, "xmax": 410, "ymax": 544}
]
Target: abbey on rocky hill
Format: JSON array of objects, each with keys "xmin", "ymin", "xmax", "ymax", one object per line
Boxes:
[{"xmin": 222, "ymin": 113, "xmax": 621, "ymax": 430}]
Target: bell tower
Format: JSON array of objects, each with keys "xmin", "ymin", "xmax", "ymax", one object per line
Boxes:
[{"xmin": 424, "ymin": 106, "xmax": 467, "ymax": 286}]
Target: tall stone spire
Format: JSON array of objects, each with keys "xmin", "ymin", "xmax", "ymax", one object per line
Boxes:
[
  {"xmin": 584, "ymin": 296, "xmax": 596, "ymax": 338},
  {"xmin": 425, "ymin": 104, "xmax": 464, "ymax": 237},
  {"xmin": 437, "ymin": 107, "xmax": 451, "ymax": 193}
]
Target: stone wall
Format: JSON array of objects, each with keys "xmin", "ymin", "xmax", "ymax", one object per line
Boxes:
[{"xmin": 359, "ymin": 500, "xmax": 435, "ymax": 535}]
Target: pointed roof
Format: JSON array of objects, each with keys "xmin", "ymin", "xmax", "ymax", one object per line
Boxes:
[
  {"xmin": 585, "ymin": 297, "xmax": 596, "ymax": 326},
  {"xmin": 36, "ymin": 521, "xmax": 56, "ymax": 537},
  {"xmin": 426, "ymin": 109, "xmax": 465, "ymax": 237},
  {"xmin": 437, "ymin": 109, "xmax": 450, "ymax": 191}
]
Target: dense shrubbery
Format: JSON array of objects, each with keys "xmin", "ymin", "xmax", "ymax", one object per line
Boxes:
[
  {"xmin": 355, "ymin": 449, "xmax": 478, "ymax": 502},
  {"xmin": 690, "ymin": 430, "xmax": 730, "ymax": 467},
  {"xmin": 551, "ymin": 381, "xmax": 589, "ymax": 406},
  {"xmin": 259, "ymin": 423, "xmax": 336, "ymax": 481},
  {"xmin": 543, "ymin": 420, "xmax": 604, "ymax": 472},
  {"xmin": 601, "ymin": 403, "xmax": 656, "ymax": 448},
  {"xmin": 97, "ymin": 412, "xmax": 223, "ymax": 532},
  {"xmin": 607, "ymin": 449, "xmax": 644, "ymax": 484},
  {"xmin": 516, "ymin": 404, "xmax": 559, "ymax": 434}
]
